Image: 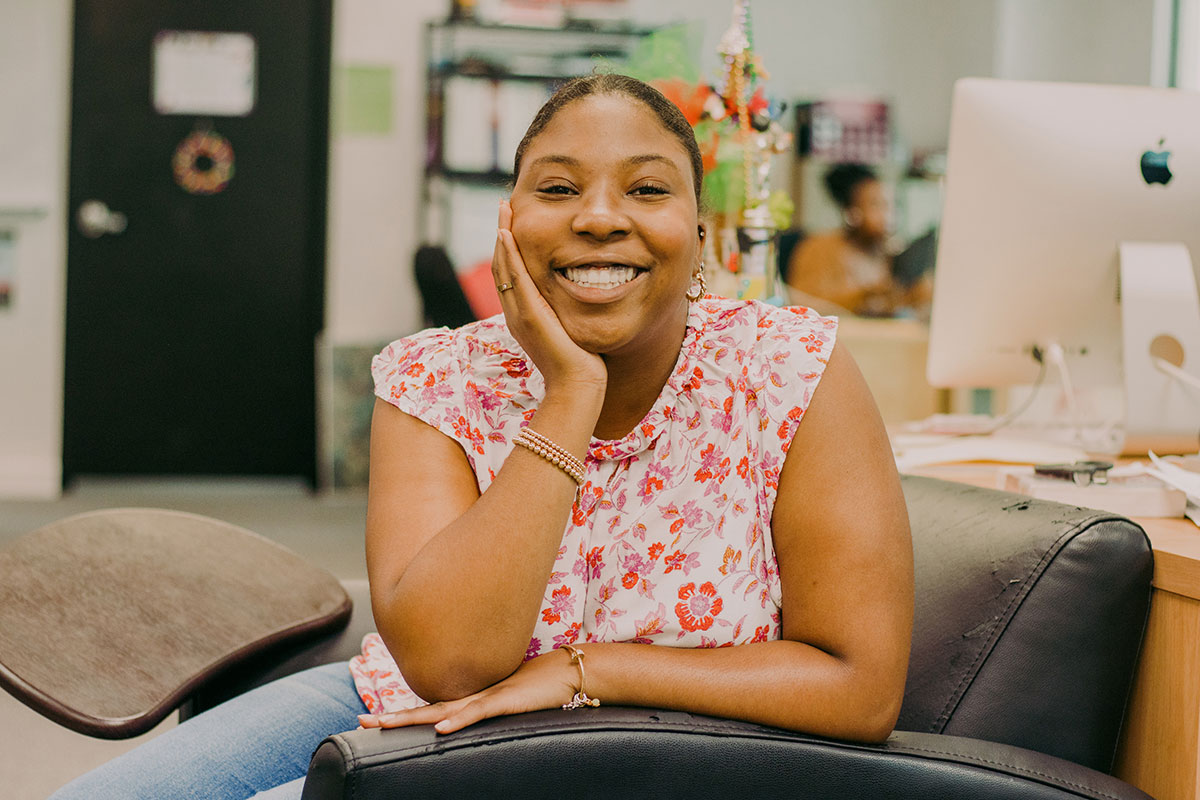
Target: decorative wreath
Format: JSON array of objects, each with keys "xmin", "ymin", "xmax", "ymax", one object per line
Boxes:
[{"xmin": 172, "ymin": 130, "xmax": 235, "ymax": 195}]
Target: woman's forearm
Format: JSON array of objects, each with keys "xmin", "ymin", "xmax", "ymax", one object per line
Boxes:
[
  {"xmin": 375, "ymin": 385, "xmax": 604, "ymax": 701},
  {"xmin": 575, "ymin": 640, "xmax": 904, "ymax": 743}
]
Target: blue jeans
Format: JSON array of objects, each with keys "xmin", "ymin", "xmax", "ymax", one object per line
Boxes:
[{"xmin": 50, "ymin": 662, "xmax": 365, "ymax": 800}]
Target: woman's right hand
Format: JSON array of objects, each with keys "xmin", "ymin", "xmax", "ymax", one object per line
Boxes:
[{"xmin": 494, "ymin": 199, "xmax": 608, "ymax": 394}]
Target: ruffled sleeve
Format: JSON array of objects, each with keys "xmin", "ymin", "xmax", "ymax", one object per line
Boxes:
[
  {"xmin": 371, "ymin": 320, "xmax": 537, "ymax": 490},
  {"xmin": 371, "ymin": 327, "xmax": 470, "ymax": 453}
]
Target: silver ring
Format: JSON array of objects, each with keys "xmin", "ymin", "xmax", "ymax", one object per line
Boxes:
[{"xmin": 496, "ymin": 282, "xmax": 514, "ymax": 293}]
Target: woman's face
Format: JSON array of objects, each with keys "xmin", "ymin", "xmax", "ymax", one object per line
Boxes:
[{"xmin": 509, "ymin": 93, "xmax": 701, "ymax": 359}]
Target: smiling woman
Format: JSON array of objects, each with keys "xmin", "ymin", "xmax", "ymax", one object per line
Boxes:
[{"xmin": 50, "ymin": 74, "xmax": 914, "ymax": 800}]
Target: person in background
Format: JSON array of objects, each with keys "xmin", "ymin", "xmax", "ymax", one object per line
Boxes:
[{"xmin": 786, "ymin": 163, "xmax": 929, "ymax": 317}]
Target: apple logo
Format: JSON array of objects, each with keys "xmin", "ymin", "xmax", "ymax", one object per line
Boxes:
[{"xmin": 1140, "ymin": 138, "xmax": 1173, "ymax": 185}]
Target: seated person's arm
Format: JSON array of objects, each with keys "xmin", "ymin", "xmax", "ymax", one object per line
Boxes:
[
  {"xmin": 366, "ymin": 385, "xmax": 600, "ymax": 702},
  {"xmin": 787, "ymin": 235, "xmax": 864, "ymax": 314}
]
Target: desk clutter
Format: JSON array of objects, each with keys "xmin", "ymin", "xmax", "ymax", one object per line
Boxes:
[
  {"xmin": 892, "ymin": 415, "xmax": 1200, "ymax": 521},
  {"xmin": 996, "ymin": 464, "xmax": 1188, "ymax": 519}
]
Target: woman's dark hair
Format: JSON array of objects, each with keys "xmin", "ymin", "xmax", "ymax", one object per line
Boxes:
[
  {"xmin": 823, "ymin": 163, "xmax": 878, "ymax": 210},
  {"xmin": 513, "ymin": 74, "xmax": 704, "ymax": 205}
]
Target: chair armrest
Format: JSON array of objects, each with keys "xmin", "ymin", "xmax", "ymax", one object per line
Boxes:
[
  {"xmin": 180, "ymin": 578, "xmax": 374, "ymax": 720},
  {"xmin": 0, "ymin": 509, "xmax": 351, "ymax": 739},
  {"xmin": 301, "ymin": 708, "xmax": 1152, "ymax": 800}
]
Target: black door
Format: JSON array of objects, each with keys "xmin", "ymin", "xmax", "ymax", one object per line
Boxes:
[{"xmin": 64, "ymin": 0, "xmax": 330, "ymax": 485}]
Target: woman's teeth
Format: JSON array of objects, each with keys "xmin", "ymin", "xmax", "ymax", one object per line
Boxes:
[{"xmin": 562, "ymin": 265, "xmax": 638, "ymax": 288}]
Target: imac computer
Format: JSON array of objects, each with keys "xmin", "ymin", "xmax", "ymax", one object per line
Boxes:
[{"xmin": 927, "ymin": 78, "xmax": 1200, "ymax": 454}]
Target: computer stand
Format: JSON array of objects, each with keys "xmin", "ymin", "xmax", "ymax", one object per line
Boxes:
[{"xmin": 1118, "ymin": 241, "xmax": 1200, "ymax": 454}]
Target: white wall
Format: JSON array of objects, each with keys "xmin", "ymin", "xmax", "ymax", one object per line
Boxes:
[
  {"xmin": 0, "ymin": 0, "xmax": 71, "ymax": 498},
  {"xmin": 643, "ymin": 0, "xmax": 999, "ymax": 152},
  {"xmin": 325, "ymin": 0, "xmax": 445, "ymax": 345},
  {"xmin": 0, "ymin": 0, "xmax": 1170, "ymax": 497},
  {"xmin": 993, "ymin": 0, "xmax": 1157, "ymax": 85}
]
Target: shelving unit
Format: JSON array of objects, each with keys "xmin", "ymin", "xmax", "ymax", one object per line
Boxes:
[{"xmin": 420, "ymin": 19, "xmax": 654, "ymax": 270}]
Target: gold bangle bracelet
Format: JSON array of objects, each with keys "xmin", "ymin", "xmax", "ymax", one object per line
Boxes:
[{"xmin": 560, "ymin": 643, "xmax": 600, "ymax": 709}]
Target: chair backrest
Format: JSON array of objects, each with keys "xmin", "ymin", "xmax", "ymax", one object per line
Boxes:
[
  {"xmin": 896, "ymin": 476, "xmax": 1153, "ymax": 773},
  {"xmin": 413, "ymin": 244, "xmax": 476, "ymax": 329}
]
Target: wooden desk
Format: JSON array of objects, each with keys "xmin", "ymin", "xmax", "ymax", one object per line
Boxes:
[{"xmin": 910, "ymin": 463, "xmax": 1200, "ymax": 800}]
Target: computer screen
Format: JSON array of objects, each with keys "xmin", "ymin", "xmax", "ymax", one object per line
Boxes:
[{"xmin": 926, "ymin": 77, "xmax": 1200, "ymax": 452}]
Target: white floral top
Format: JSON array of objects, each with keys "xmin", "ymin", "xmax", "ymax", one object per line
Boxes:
[{"xmin": 350, "ymin": 296, "xmax": 837, "ymax": 714}]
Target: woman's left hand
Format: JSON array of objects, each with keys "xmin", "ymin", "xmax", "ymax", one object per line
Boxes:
[{"xmin": 357, "ymin": 648, "xmax": 578, "ymax": 734}]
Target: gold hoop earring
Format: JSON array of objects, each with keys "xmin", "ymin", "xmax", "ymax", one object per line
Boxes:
[{"xmin": 686, "ymin": 263, "xmax": 707, "ymax": 302}]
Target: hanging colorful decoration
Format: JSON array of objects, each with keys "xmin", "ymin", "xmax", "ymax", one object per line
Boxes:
[
  {"xmin": 620, "ymin": 3, "xmax": 793, "ymax": 302},
  {"xmin": 172, "ymin": 128, "xmax": 235, "ymax": 196}
]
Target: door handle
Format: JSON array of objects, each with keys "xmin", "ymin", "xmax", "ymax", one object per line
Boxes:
[{"xmin": 77, "ymin": 200, "xmax": 128, "ymax": 238}]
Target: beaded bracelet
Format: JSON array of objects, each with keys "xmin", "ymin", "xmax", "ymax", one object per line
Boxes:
[
  {"xmin": 514, "ymin": 427, "xmax": 586, "ymax": 485},
  {"xmin": 560, "ymin": 644, "xmax": 601, "ymax": 709}
]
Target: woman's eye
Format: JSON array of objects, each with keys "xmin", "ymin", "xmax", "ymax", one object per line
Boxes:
[
  {"xmin": 631, "ymin": 184, "xmax": 669, "ymax": 196},
  {"xmin": 537, "ymin": 184, "xmax": 576, "ymax": 195}
]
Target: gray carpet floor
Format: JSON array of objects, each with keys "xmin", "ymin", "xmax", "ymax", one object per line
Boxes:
[{"xmin": 0, "ymin": 478, "xmax": 369, "ymax": 799}]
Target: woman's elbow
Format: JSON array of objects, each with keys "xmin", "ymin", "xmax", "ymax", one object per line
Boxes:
[
  {"xmin": 854, "ymin": 693, "xmax": 903, "ymax": 743},
  {"xmin": 397, "ymin": 660, "xmax": 495, "ymax": 704}
]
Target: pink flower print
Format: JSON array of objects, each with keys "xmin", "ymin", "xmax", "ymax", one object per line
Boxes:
[
  {"xmin": 693, "ymin": 443, "xmax": 721, "ymax": 483},
  {"xmin": 751, "ymin": 625, "xmax": 769, "ymax": 643},
  {"xmin": 541, "ymin": 584, "xmax": 574, "ymax": 624},
  {"xmin": 798, "ymin": 331, "xmax": 828, "ymax": 354},
  {"xmin": 680, "ymin": 365, "xmax": 705, "ymax": 394},
  {"xmin": 663, "ymin": 549, "xmax": 701, "ymax": 575},
  {"xmin": 463, "ymin": 380, "xmax": 502, "ymax": 413},
  {"xmin": 572, "ymin": 485, "xmax": 603, "ymax": 527},
  {"xmin": 631, "ymin": 603, "xmax": 670, "ymax": 643},
  {"xmin": 585, "ymin": 546, "xmax": 606, "ymax": 579},
  {"xmin": 618, "ymin": 549, "xmax": 655, "ymax": 595},
  {"xmin": 403, "ymin": 360, "xmax": 425, "ymax": 377},
  {"xmin": 501, "ymin": 357, "xmax": 530, "ymax": 379},
  {"xmin": 710, "ymin": 396, "xmax": 735, "ymax": 435},
  {"xmin": 524, "ymin": 637, "xmax": 542, "ymax": 660},
  {"xmin": 676, "ymin": 582, "xmax": 724, "ymax": 632},
  {"xmin": 553, "ymin": 623, "xmax": 581, "ymax": 648},
  {"xmin": 729, "ymin": 455, "xmax": 748, "ymax": 482},
  {"xmin": 697, "ymin": 636, "xmax": 733, "ymax": 648},
  {"xmin": 637, "ymin": 462, "xmax": 671, "ymax": 501},
  {"xmin": 719, "ymin": 546, "xmax": 742, "ymax": 576},
  {"xmin": 705, "ymin": 457, "xmax": 732, "ymax": 497},
  {"xmin": 572, "ymin": 545, "xmax": 605, "ymax": 580},
  {"xmin": 620, "ymin": 551, "xmax": 648, "ymax": 579},
  {"xmin": 661, "ymin": 500, "xmax": 707, "ymax": 537},
  {"xmin": 451, "ymin": 415, "xmax": 486, "ymax": 455}
]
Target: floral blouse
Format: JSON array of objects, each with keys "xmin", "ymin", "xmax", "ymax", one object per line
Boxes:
[{"xmin": 350, "ymin": 296, "xmax": 837, "ymax": 714}]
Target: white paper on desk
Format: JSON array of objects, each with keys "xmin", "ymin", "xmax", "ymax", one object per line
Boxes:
[
  {"xmin": 1146, "ymin": 452, "xmax": 1200, "ymax": 504},
  {"xmin": 1140, "ymin": 454, "xmax": 1200, "ymax": 526}
]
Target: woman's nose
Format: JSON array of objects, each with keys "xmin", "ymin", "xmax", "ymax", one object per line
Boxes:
[{"xmin": 570, "ymin": 190, "xmax": 631, "ymax": 239}]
